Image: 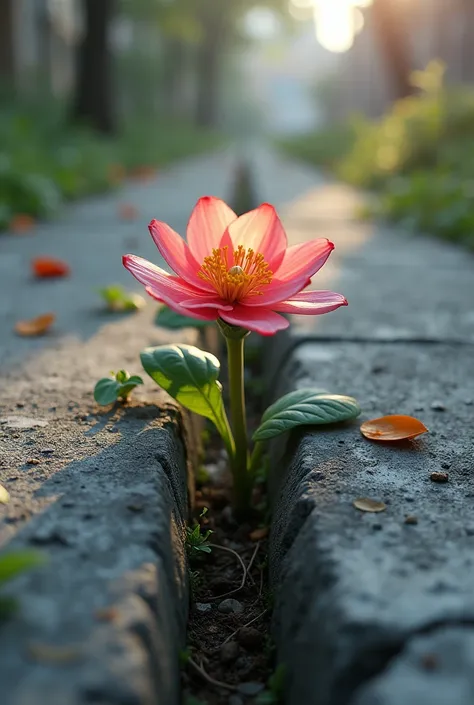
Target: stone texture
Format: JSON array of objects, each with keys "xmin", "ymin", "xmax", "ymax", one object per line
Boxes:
[
  {"xmin": 0, "ymin": 149, "xmax": 236, "ymax": 705},
  {"xmin": 253, "ymin": 146, "xmax": 474, "ymax": 705},
  {"xmin": 268, "ymin": 342, "xmax": 474, "ymax": 705}
]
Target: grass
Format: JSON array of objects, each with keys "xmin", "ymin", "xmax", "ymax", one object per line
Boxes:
[
  {"xmin": 278, "ymin": 61, "xmax": 474, "ymax": 250},
  {"xmin": 0, "ymin": 97, "xmax": 223, "ymax": 231}
]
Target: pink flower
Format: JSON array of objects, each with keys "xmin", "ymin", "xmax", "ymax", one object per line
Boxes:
[{"xmin": 123, "ymin": 197, "xmax": 347, "ymax": 336}]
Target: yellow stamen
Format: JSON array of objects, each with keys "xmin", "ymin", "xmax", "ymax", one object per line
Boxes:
[{"xmin": 198, "ymin": 246, "xmax": 273, "ymax": 302}]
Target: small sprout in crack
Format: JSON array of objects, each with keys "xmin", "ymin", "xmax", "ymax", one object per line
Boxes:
[
  {"xmin": 94, "ymin": 370, "xmax": 143, "ymax": 406},
  {"xmin": 186, "ymin": 507, "xmax": 213, "ymax": 555}
]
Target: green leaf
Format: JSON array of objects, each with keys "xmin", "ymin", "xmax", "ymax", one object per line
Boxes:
[
  {"xmin": 0, "ymin": 484, "xmax": 9, "ymax": 505},
  {"xmin": 126, "ymin": 375, "xmax": 144, "ymax": 386},
  {"xmin": 98, "ymin": 285, "xmax": 145, "ymax": 312},
  {"xmin": 115, "ymin": 369, "xmax": 129, "ymax": 384},
  {"xmin": 140, "ymin": 345, "xmax": 233, "ymax": 451},
  {"xmin": 0, "ymin": 551, "xmax": 44, "ymax": 584},
  {"xmin": 253, "ymin": 389, "xmax": 361, "ymax": 441},
  {"xmin": 94, "ymin": 378, "xmax": 120, "ymax": 405},
  {"xmin": 155, "ymin": 305, "xmax": 213, "ymax": 330}
]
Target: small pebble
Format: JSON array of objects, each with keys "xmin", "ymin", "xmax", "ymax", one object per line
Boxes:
[
  {"xmin": 465, "ymin": 399, "xmax": 473, "ymax": 406},
  {"xmin": 220, "ymin": 641, "xmax": 239, "ymax": 664},
  {"xmin": 237, "ymin": 682, "xmax": 265, "ymax": 696},
  {"xmin": 218, "ymin": 598, "xmax": 244, "ymax": 615},
  {"xmin": 40, "ymin": 448, "xmax": 55, "ymax": 455},
  {"xmin": 430, "ymin": 472, "xmax": 449, "ymax": 483},
  {"xmin": 441, "ymin": 462, "xmax": 451, "ymax": 470},
  {"xmin": 195, "ymin": 603, "xmax": 212, "ymax": 613},
  {"xmin": 26, "ymin": 458, "xmax": 40, "ymax": 465},
  {"xmin": 237, "ymin": 626, "xmax": 264, "ymax": 651},
  {"xmin": 430, "ymin": 401, "xmax": 446, "ymax": 411},
  {"xmin": 404, "ymin": 515, "xmax": 418, "ymax": 525}
]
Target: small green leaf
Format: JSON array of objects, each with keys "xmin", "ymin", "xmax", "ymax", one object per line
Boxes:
[
  {"xmin": 155, "ymin": 305, "xmax": 213, "ymax": 330},
  {"xmin": 126, "ymin": 375, "xmax": 144, "ymax": 386},
  {"xmin": 0, "ymin": 551, "xmax": 44, "ymax": 584},
  {"xmin": 254, "ymin": 389, "xmax": 361, "ymax": 441},
  {"xmin": 98, "ymin": 285, "xmax": 145, "ymax": 312},
  {"xmin": 115, "ymin": 369, "xmax": 129, "ymax": 384},
  {"xmin": 94, "ymin": 378, "xmax": 120, "ymax": 405},
  {"xmin": 0, "ymin": 484, "xmax": 10, "ymax": 505},
  {"xmin": 196, "ymin": 545, "xmax": 212, "ymax": 553},
  {"xmin": 140, "ymin": 344, "xmax": 234, "ymax": 452}
]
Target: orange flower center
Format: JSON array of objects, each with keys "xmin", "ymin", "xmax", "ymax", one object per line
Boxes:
[{"xmin": 198, "ymin": 245, "xmax": 273, "ymax": 302}]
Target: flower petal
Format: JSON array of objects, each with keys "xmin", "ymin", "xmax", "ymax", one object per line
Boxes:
[
  {"xmin": 148, "ymin": 219, "xmax": 211, "ymax": 290},
  {"xmin": 274, "ymin": 239, "xmax": 334, "ymax": 282},
  {"xmin": 186, "ymin": 196, "xmax": 237, "ymax": 264},
  {"xmin": 226, "ymin": 203, "xmax": 287, "ymax": 268},
  {"xmin": 123, "ymin": 254, "xmax": 203, "ymax": 307},
  {"xmin": 219, "ymin": 304, "xmax": 289, "ymax": 336},
  {"xmin": 146, "ymin": 287, "xmax": 218, "ymax": 321},
  {"xmin": 240, "ymin": 275, "xmax": 309, "ymax": 307},
  {"xmin": 180, "ymin": 296, "xmax": 233, "ymax": 311},
  {"xmin": 273, "ymin": 290, "xmax": 348, "ymax": 315}
]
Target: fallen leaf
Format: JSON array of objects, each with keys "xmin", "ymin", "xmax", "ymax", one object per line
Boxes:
[
  {"xmin": 360, "ymin": 415, "xmax": 428, "ymax": 442},
  {"xmin": 0, "ymin": 484, "xmax": 10, "ymax": 504},
  {"xmin": 107, "ymin": 163, "xmax": 126, "ymax": 185},
  {"xmin": 249, "ymin": 527, "xmax": 269, "ymax": 542},
  {"xmin": 129, "ymin": 165, "xmax": 157, "ymax": 181},
  {"xmin": 32, "ymin": 257, "xmax": 70, "ymax": 278},
  {"xmin": 14, "ymin": 313, "xmax": 55, "ymax": 337},
  {"xmin": 118, "ymin": 203, "xmax": 138, "ymax": 220},
  {"xmin": 353, "ymin": 498, "xmax": 386, "ymax": 513},
  {"xmin": 27, "ymin": 642, "xmax": 83, "ymax": 664},
  {"xmin": 9, "ymin": 214, "xmax": 36, "ymax": 234},
  {"xmin": 95, "ymin": 607, "xmax": 119, "ymax": 622}
]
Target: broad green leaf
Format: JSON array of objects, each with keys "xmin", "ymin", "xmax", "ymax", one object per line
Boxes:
[
  {"xmin": 0, "ymin": 484, "xmax": 9, "ymax": 505},
  {"xmin": 260, "ymin": 388, "xmax": 328, "ymax": 424},
  {"xmin": 94, "ymin": 378, "xmax": 120, "ymax": 405},
  {"xmin": 140, "ymin": 344, "xmax": 233, "ymax": 450},
  {"xmin": 0, "ymin": 551, "xmax": 44, "ymax": 583},
  {"xmin": 155, "ymin": 305, "xmax": 213, "ymax": 330},
  {"xmin": 254, "ymin": 389, "xmax": 361, "ymax": 441}
]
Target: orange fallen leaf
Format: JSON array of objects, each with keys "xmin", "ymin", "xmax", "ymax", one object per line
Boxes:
[
  {"xmin": 118, "ymin": 203, "xmax": 138, "ymax": 220},
  {"xmin": 9, "ymin": 214, "xmax": 36, "ymax": 234},
  {"xmin": 108, "ymin": 163, "xmax": 126, "ymax": 185},
  {"xmin": 360, "ymin": 415, "xmax": 428, "ymax": 442},
  {"xmin": 15, "ymin": 313, "xmax": 55, "ymax": 337},
  {"xmin": 249, "ymin": 526, "xmax": 269, "ymax": 542},
  {"xmin": 353, "ymin": 498, "xmax": 386, "ymax": 513},
  {"xmin": 129, "ymin": 165, "xmax": 157, "ymax": 181},
  {"xmin": 32, "ymin": 257, "xmax": 70, "ymax": 278}
]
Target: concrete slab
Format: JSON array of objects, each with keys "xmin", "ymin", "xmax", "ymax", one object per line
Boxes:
[{"xmin": 0, "ymin": 149, "xmax": 236, "ymax": 705}]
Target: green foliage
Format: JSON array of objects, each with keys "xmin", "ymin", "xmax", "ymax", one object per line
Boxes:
[
  {"xmin": 256, "ymin": 664, "xmax": 287, "ymax": 705},
  {"xmin": 98, "ymin": 285, "xmax": 146, "ymax": 312},
  {"xmin": 94, "ymin": 370, "xmax": 144, "ymax": 405},
  {"xmin": 0, "ymin": 98, "xmax": 222, "ymax": 232},
  {"xmin": 0, "ymin": 550, "xmax": 44, "ymax": 619},
  {"xmin": 253, "ymin": 389, "xmax": 361, "ymax": 441},
  {"xmin": 155, "ymin": 305, "xmax": 214, "ymax": 330},
  {"xmin": 280, "ymin": 61, "xmax": 474, "ymax": 248},
  {"xmin": 140, "ymin": 344, "xmax": 235, "ymax": 455},
  {"xmin": 186, "ymin": 508, "xmax": 213, "ymax": 555}
]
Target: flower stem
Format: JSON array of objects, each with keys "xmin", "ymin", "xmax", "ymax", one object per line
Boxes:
[{"xmin": 224, "ymin": 331, "xmax": 251, "ymax": 513}]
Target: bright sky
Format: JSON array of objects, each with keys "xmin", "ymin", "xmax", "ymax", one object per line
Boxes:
[{"xmin": 290, "ymin": 0, "xmax": 373, "ymax": 53}]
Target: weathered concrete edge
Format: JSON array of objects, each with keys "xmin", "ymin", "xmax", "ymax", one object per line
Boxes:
[{"xmin": 0, "ymin": 402, "xmax": 199, "ymax": 705}]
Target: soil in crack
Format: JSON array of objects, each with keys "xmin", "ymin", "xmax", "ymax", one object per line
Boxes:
[{"xmin": 181, "ymin": 339, "xmax": 274, "ymax": 705}]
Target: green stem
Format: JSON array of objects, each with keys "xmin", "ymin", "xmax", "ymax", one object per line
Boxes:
[
  {"xmin": 249, "ymin": 441, "xmax": 265, "ymax": 479},
  {"xmin": 224, "ymin": 333, "xmax": 251, "ymax": 512}
]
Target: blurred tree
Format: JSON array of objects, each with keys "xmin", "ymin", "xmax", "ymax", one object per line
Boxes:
[
  {"xmin": 0, "ymin": 0, "xmax": 14, "ymax": 83},
  {"xmin": 371, "ymin": 0, "xmax": 414, "ymax": 100},
  {"xmin": 72, "ymin": 0, "xmax": 117, "ymax": 134},
  {"xmin": 460, "ymin": 0, "xmax": 474, "ymax": 82}
]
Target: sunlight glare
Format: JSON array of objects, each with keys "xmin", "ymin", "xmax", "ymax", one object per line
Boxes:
[{"xmin": 314, "ymin": 1, "xmax": 355, "ymax": 53}]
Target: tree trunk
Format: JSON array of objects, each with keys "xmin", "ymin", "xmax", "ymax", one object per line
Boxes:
[
  {"xmin": 460, "ymin": 0, "xmax": 474, "ymax": 82},
  {"xmin": 162, "ymin": 38, "xmax": 188, "ymax": 118},
  {"xmin": 371, "ymin": 0, "xmax": 414, "ymax": 100},
  {"xmin": 0, "ymin": 0, "xmax": 15, "ymax": 84},
  {"xmin": 195, "ymin": 36, "xmax": 220, "ymax": 127},
  {"xmin": 72, "ymin": 0, "xmax": 116, "ymax": 134}
]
